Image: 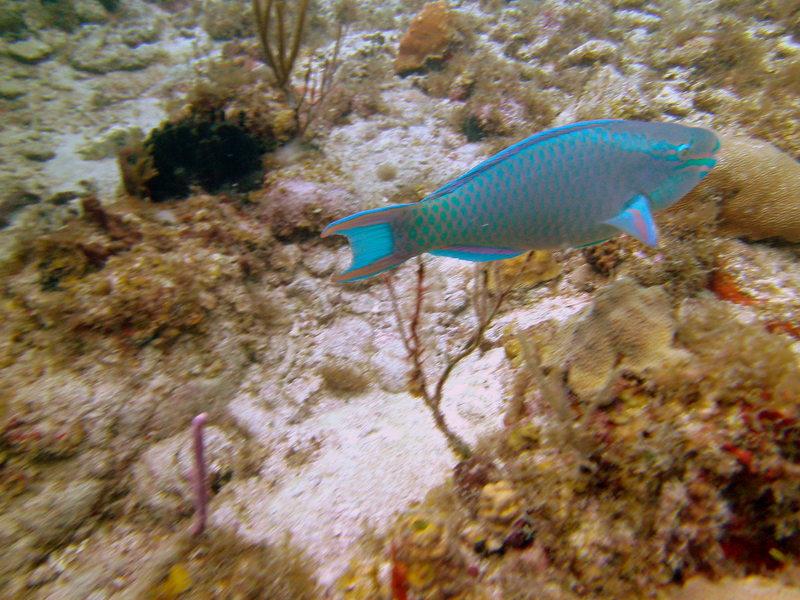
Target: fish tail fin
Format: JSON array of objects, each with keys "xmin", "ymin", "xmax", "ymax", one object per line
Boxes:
[{"xmin": 321, "ymin": 204, "xmax": 415, "ymax": 283}]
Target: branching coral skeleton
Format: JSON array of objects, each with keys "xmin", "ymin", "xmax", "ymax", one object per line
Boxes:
[
  {"xmin": 294, "ymin": 21, "xmax": 346, "ymax": 135},
  {"xmin": 385, "ymin": 253, "xmax": 538, "ymax": 459}
]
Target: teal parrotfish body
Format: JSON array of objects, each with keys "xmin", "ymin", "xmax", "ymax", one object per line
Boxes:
[{"xmin": 321, "ymin": 119, "xmax": 720, "ymax": 283}]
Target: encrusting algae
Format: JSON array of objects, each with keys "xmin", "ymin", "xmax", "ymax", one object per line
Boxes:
[{"xmin": 394, "ymin": 1, "xmax": 458, "ymax": 76}]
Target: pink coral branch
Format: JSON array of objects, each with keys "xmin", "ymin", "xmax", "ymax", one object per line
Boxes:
[{"xmin": 190, "ymin": 413, "xmax": 209, "ymax": 537}]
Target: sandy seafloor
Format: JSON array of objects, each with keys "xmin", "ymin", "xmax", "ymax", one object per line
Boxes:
[{"xmin": 1, "ymin": 0, "xmax": 800, "ymax": 598}]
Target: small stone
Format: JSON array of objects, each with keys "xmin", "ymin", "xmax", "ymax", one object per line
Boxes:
[
  {"xmin": 72, "ymin": 0, "xmax": 108, "ymax": 23},
  {"xmin": 613, "ymin": 9, "xmax": 661, "ymax": 30},
  {"xmin": 572, "ymin": 65, "xmax": 656, "ymax": 121},
  {"xmin": 669, "ymin": 36, "xmax": 715, "ymax": 68},
  {"xmin": 78, "ymin": 127, "xmax": 143, "ymax": 160},
  {"xmin": 19, "ymin": 142, "xmax": 56, "ymax": 162},
  {"xmin": 610, "ymin": 0, "xmax": 646, "ymax": 7},
  {"xmin": 74, "ymin": 0, "xmax": 110, "ymax": 23},
  {"xmin": 376, "ymin": 163, "xmax": 397, "ymax": 182},
  {"xmin": 0, "ymin": 189, "xmax": 39, "ymax": 227},
  {"xmin": 565, "ymin": 40, "xmax": 619, "ymax": 65},
  {"xmin": 154, "ymin": 209, "xmax": 178, "ymax": 225},
  {"xmin": 319, "ymin": 359, "xmax": 371, "ymax": 393},
  {"xmin": 70, "ymin": 44, "xmax": 163, "ymax": 74},
  {"xmin": 6, "ymin": 39, "xmax": 53, "ymax": 64},
  {"xmin": 257, "ymin": 179, "xmax": 359, "ymax": 239},
  {"xmin": 271, "ymin": 243, "xmax": 301, "ymax": 273},
  {"xmin": 202, "ymin": 0, "xmax": 251, "ymax": 40},
  {"xmin": 313, "ymin": 316, "xmax": 374, "ymax": 394},
  {"xmin": 0, "ymin": 79, "xmax": 26, "ymax": 99},
  {"xmin": 776, "ymin": 36, "xmax": 800, "ymax": 57},
  {"xmin": 692, "ymin": 88, "xmax": 736, "ymax": 114},
  {"xmin": 653, "ymin": 85, "xmax": 693, "ymax": 117}
]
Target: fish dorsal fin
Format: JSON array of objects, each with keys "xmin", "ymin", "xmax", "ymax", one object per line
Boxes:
[
  {"xmin": 426, "ymin": 119, "xmax": 622, "ymax": 201},
  {"xmin": 604, "ymin": 194, "xmax": 659, "ymax": 247}
]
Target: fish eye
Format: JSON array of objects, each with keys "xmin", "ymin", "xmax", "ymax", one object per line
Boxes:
[{"xmin": 676, "ymin": 143, "xmax": 691, "ymax": 160}]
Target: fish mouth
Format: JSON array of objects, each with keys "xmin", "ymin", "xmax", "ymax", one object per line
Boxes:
[{"xmin": 676, "ymin": 152, "xmax": 718, "ymax": 178}]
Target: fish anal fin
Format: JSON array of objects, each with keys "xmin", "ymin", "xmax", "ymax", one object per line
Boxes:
[
  {"xmin": 604, "ymin": 194, "xmax": 659, "ymax": 247},
  {"xmin": 430, "ymin": 246, "xmax": 524, "ymax": 262}
]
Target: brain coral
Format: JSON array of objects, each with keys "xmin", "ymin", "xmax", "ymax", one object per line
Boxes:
[{"xmin": 676, "ymin": 135, "xmax": 800, "ymax": 242}]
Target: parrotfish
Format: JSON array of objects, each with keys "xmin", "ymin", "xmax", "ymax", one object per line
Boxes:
[{"xmin": 321, "ymin": 119, "xmax": 720, "ymax": 283}]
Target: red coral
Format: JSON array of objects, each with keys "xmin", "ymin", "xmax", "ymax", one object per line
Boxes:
[
  {"xmin": 709, "ymin": 270, "xmax": 759, "ymax": 306},
  {"xmin": 766, "ymin": 320, "xmax": 800, "ymax": 340},
  {"xmin": 721, "ymin": 442, "xmax": 755, "ymax": 473},
  {"xmin": 390, "ymin": 545, "xmax": 409, "ymax": 600}
]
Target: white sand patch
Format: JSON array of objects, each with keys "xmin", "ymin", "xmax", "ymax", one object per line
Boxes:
[
  {"xmin": 223, "ymin": 390, "xmax": 452, "ymax": 585},
  {"xmin": 218, "ymin": 286, "xmax": 587, "ymax": 586}
]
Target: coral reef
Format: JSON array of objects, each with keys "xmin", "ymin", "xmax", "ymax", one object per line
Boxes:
[
  {"xmin": 708, "ymin": 239, "xmax": 800, "ymax": 344},
  {"xmin": 674, "ymin": 574, "xmax": 800, "ymax": 600},
  {"xmin": 146, "ymin": 531, "xmax": 322, "ymax": 599},
  {"xmin": 0, "ymin": 193, "xmax": 274, "ymax": 360},
  {"xmin": 339, "ymin": 280, "xmax": 800, "ymax": 598},
  {"xmin": 486, "ymin": 250, "xmax": 561, "ymax": 293},
  {"xmin": 202, "ymin": 0, "xmax": 253, "ymax": 41},
  {"xmin": 582, "ymin": 238, "xmax": 629, "ymax": 276},
  {"xmin": 131, "ymin": 424, "xmax": 244, "ymax": 522},
  {"xmin": 256, "ymin": 177, "xmax": 358, "ymax": 240},
  {"xmin": 3, "ymin": 0, "xmax": 800, "ymax": 597},
  {"xmin": 527, "ymin": 278, "xmax": 692, "ymax": 401}
]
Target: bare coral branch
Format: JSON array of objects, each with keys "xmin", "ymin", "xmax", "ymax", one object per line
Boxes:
[
  {"xmin": 252, "ymin": 0, "xmax": 345, "ymax": 136},
  {"xmin": 386, "ymin": 252, "xmax": 539, "ymax": 460},
  {"xmin": 295, "ymin": 20, "xmax": 346, "ymax": 135}
]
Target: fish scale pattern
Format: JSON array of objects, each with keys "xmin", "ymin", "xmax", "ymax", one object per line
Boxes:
[
  {"xmin": 404, "ymin": 121, "xmax": 711, "ymax": 258},
  {"xmin": 402, "ymin": 127, "xmax": 624, "ymax": 253}
]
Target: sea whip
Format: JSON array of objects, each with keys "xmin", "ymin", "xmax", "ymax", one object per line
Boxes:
[{"xmin": 191, "ymin": 413, "xmax": 208, "ymax": 536}]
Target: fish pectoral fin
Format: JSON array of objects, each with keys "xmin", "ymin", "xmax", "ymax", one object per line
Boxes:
[
  {"xmin": 603, "ymin": 194, "xmax": 659, "ymax": 247},
  {"xmin": 429, "ymin": 246, "xmax": 524, "ymax": 262}
]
